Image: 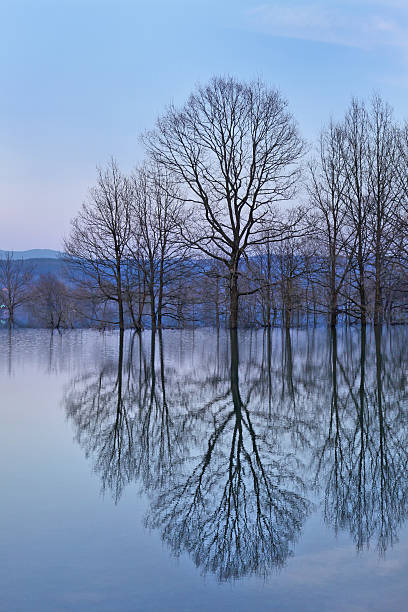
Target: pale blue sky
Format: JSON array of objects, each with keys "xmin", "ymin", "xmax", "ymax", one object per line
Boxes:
[{"xmin": 1, "ymin": 0, "xmax": 408, "ymax": 250}]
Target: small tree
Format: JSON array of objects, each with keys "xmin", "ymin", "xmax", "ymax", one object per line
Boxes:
[
  {"xmin": 0, "ymin": 253, "xmax": 34, "ymax": 326},
  {"xmin": 33, "ymin": 274, "xmax": 73, "ymax": 329}
]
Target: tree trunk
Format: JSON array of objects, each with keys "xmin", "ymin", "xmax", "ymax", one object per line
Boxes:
[
  {"xmin": 215, "ymin": 276, "xmax": 220, "ymax": 331},
  {"xmin": 230, "ymin": 326, "xmax": 240, "ymax": 407},
  {"xmin": 357, "ymin": 230, "xmax": 367, "ymax": 326},
  {"xmin": 8, "ymin": 306, "xmax": 14, "ymax": 328},
  {"xmin": 330, "ymin": 296, "xmax": 338, "ymax": 328},
  {"xmin": 229, "ymin": 266, "xmax": 239, "ymax": 330},
  {"xmin": 150, "ymin": 285, "xmax": 156, "ymax": 335},
  {"xmin": 149, "ymin": 257, "xmax": 157, "ymax": 334},
  {"xmin": 329, "ymin": 250, "xmax": 338, "ymax": 327},
  {"xmin": 116, "ymin": 262, "xmax": 125, "ymax": 332},
  {"xmin": 157, "ymin": 255, "xmax": 164, "ymax": 330},
  {"xmin": 374, "ymin": 242, "xmax": 382, "ymax": 326}
]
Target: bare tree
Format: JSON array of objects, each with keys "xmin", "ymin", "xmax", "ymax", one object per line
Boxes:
[
  {"xmin": 0, "ymin": 252, "xmax": 34, "ymax": 326},
  {"xmin": 274, "ymin": 233, "xmax": 309, "ymax": 328},
  {"xmin": 144, "ymin": 76, "xmax": 305, "ymax": 328},
  {"xmin": 366, "ymin": 96, "xmax": 402, "ymax": 325},
  {"xmin": 122, "ymin": 258, "xmax": 146, "ymax": 333},
  {"xmin": 130, "ymin": 164, "xmax": 187, "ymax": 332},
  {"xmin": 309, "ymin": 121, "xmax": 355, "ymax": 326},
  {"xmin": 392, "ymin": 123, "xmax": 408, "ymax": 318},
  {"xmin": 33, "ymin": 274, "xmax": 73, "ymax": 329},
  {"xmin": 341, "ymin": 99, "xmax": 372, "ymax": 325},
  {"xmin": 64, "ymin": 159, "xmax": 132, "ymax": 332},
  {"xmin": 336, "ymin": 96, "xmax": 403, "ymax": 326}
]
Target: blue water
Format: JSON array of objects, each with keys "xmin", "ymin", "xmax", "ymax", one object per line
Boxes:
[{"xmin": 1, "ymin": 327, "xmax": 408, "ymax": 611}]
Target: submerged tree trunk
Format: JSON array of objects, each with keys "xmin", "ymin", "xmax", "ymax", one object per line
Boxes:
[
  {"xmin": 116, "ymin": 262, "xmax": 125, "ymax": 332},
  {"xmin": 230, "ymin": 327, "xmax": 240, "ymax": 408},
  {"xmin": 157, "ymin": 255, "xmax": 165, "ymax": 330},
  {"xmin": 358, "ymin": 240, "xmax": 367, "ymax": 326},
  {"xmin": 374, "ymin": 243, "xmax": 383, "ymax": 326},
  {"xmin": 329, "ymin": 250, "xmax": 338, "ymax": 327}
]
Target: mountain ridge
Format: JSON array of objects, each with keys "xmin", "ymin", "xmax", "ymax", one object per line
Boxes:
[{"xmin": 0, "ymin": 249, "xmax": 62, "ymax": 260}]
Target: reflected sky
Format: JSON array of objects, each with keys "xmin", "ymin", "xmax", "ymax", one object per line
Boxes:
[{"xmin": 2, "ymin": 327, "xmax": 408, "ymax": 611}]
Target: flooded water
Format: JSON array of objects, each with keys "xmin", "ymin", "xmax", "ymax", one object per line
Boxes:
[{"xmin": 1, "ymin": 326, "xmax": 408, "ymax": 611}]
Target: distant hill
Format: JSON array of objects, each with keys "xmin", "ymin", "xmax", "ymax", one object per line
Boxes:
[
  {"xmin": 0, "ymin": 249, "xmax": 62, "ymax": 260},
  {"xmin": 0, "ymin": 250, "xmax": 67, "ymax": 280},
  {"xmin": 27, "ymin": 258, "xmax": 68, "ymax": 278}
]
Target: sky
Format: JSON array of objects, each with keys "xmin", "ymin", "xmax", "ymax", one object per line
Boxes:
[{"xmin": 1, "ymin": 0, "xmax": 408, "ymax": 250}]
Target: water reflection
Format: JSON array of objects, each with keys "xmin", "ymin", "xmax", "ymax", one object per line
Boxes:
[
  {"xmin": 314, "ymin": 326, "xmax": 408, "ymax": 555},
  {"xmin": 66, "ymin": 331, "xmax": 134, "ymax": 501},
  {"xmin": 63, "ymin": 325, "xmax": 408, "ymax": 580},
  {"xmin": 146, "ymin": 329, "xmax": 310, "ymax": 580}
]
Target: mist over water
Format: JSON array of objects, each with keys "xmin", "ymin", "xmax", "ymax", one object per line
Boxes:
[{"xmin": 2, "ymin": 326, "xmax": 408, "ymax": 611}]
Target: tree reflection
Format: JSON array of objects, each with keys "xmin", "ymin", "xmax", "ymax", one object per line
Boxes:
[
  {"xmin": 65, "ymin": 330, "xmax": 136, "ymax": 502},
  {"xmin": 146, "ymin": 328, "xmax": 310, "ymax": 580},
  {"xmin": 64, "ymin": 328, "xmax": 310, "ymax": 580},
  {"xmin": 134, "ymin": 329, "xmax": 186, "ymax": 490},
  {"xmin": 64, "ymin": 325, "xmax": 408, "ymax": 579},
  {"xmin": 314, "ymin": 325, "xmax": 408, "ymax": 554}
]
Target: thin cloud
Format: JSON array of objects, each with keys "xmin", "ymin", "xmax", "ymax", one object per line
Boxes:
[{"xmin": 247, "ymin": 2, "xmax": 408, "ymax": 50}]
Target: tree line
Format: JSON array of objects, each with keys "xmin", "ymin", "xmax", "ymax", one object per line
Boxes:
[
  {"xmin": 4, "ymin": 76, "xmax": 408, "ymax": 330},
  {"xmin": 0, "ymin": 253, "xmax": 76, "ymax": 329}
]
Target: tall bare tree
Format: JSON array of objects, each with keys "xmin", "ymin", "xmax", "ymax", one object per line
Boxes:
[
  {"xmin": 366, "ymin": 96, "xmax": 402, "ymax": 325},
  {"xmin": 64, "ymin": 159, "xmax": 132, "ymax": 332},
  {"xmin": 144, "ymin": 76, "xmax": 304, "ymax": 328},
  {"xmin": 339, "ymin": 96, "xmax": 402, "ymax": 325},
  {"xmin": 130, "ymin": 165, "xmax": 187, "ymax": 332},
  {"xmin": 340, "ymin": 99, "xmax": 372, "ymax": 324},
  {"xmin": 309, "ymin": 121, "xmax": 355, "ymax": 326},
  {"xmin": 392, "ymin": 123, "xmax": 408, "ymax": 315}
]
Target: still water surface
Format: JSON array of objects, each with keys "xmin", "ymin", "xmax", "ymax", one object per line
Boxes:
[{"xmin": 1, "ymin": 327, "xmax": 408, "ymax": 611}]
